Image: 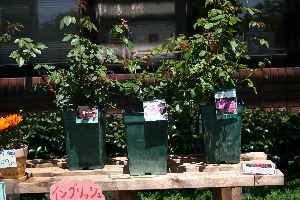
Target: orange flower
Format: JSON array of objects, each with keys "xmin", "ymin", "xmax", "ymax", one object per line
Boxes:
[
  {"xmin": 0, "ymin": 117, "xmax": 10, "ymax": 131},
  {"xmin": 5, "ymin": 114, "xmax": 23, "ymax": 127}
]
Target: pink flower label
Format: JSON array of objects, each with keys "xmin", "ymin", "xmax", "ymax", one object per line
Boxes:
[
  {"xmin": 143, "ymin": 99, "xmax": 168, "ymax": 121},
  {"xmin": 214, "ymin": 89, "xmax": 238, "ymax": 120},
  {"xmin": 76, "ymin": 106, "xmax": 98, "ymax": 123}
]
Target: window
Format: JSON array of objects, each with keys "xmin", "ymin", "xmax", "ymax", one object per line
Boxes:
[
  {"xmin": 0, "ymin": 0, "xmax": 297, "ymax": 69},
  {"xmin": 0, "ymin": 0, "xmax": 77, "ymax": 66},
  {"xmin": 92, "ymin": 0, "xmax": 189, "ymax": 62},
  {"xmin": 191, "ymin": 0, "xmax": 289, "ymax": 67},
  {"xmin": 237, "ymin": 0, "xmax": 286, "ymax": 56}
]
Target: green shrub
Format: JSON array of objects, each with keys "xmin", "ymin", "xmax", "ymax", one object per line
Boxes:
[
  {"xmin": 241, "ymin": 106, "xmax": 300, "ymax": 174},
  {"xmin": 105, "ymin": 113, "xmax": 127, "ymax": 156},
  {"xmin": 20, "ymin": 110, "xmax": 66, "ymax": 159}
]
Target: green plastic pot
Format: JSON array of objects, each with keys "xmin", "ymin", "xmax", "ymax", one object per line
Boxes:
[
  {"xmin": 123, "ymin": 112, "xmax": 168, "ymax": 175},
  {"xmin": 61, "ymin": 106, "xmax": 106, "ymax": 170},
  {"xmin": 200, "ymin": 104, "xmax": 243, "ymax": 164}
]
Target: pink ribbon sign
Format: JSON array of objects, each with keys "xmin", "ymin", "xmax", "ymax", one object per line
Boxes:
[{"xmin": 50, "ymin": 179, "xmax": 105, "ymax": 200}]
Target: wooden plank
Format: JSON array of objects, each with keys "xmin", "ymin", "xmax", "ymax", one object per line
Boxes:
[
  {"xmin": 25, "ymin": 152, "xmax": 267, "ymax": 168},
  {"xmin": 3, "ymin": 170, "xmax": 284, "ymax": 194},
  {"xmin": 25, "ymin": 159, "xmax": 275, "ymax": 177},
  {"xmin": 1, "ymin": 153, "xmax": 284, "ymax": 196}
]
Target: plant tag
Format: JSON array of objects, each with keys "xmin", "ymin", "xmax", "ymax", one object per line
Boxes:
[
  {"xmin": 50, "ymin": 179, "xmax": 105, "ymax": 199},
  {"xmin": 143, "ymin": 99, "xmax": 168, "ymax": 121},
  {"xmin": 110, "ymin": 174, "xmax": 131, "ymax": 179},
  {"xmin": 214, "ymin": 88, "xmax": 238, "ymax": 120},
  {"xmin": 76, "ymin": 106, "xmax": 98, "ymax": 123},
  {"xmin": 0, "ymin": 150, "xmax": 17, "ymax": 168},
  {"xmin": 0, "ymin": 182, "xmax": 6, "ymax": 200},
  {"xmin": 242, "ymin": 163, "xmax": 276, "ymax": 175}
]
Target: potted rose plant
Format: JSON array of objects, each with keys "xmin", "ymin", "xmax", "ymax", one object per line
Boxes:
[
  {"xmin": 117, "ymin": 0, "xmax": 271, "ymax": 164},
  {"xmin": 1, "ymin": 0, "xmax": 120, "ymax": 170},
  {"xmin": 0, "ymin": 114, "xmax": 28, "ymax": 180}
]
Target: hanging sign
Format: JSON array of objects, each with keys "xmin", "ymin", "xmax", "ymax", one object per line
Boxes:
[
  {"xmin": 143, "ymin": 99, "xmax": 168, "ymax": 121},
  {"xmin": 214, "ymin": 88, "xmax": 238, "ymax": 120},
  {"xmin": 0, "ymin": 150, "xmax": 17, "ymax": 168},
  {"xmin": 76, "ymin": 106, "xmax": 98, "ymax": 123},
  {"xmin": 50, "ymin": 179, "xmax": 105, "ymax": 200},
  {"xmin": 0, "ymin": 182, "xmax": 6, "ymax": 200}
]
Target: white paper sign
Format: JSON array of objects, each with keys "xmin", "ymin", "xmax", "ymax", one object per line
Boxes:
[
  {"xmin": 0, "ymin": 182, "xmax": 6, "ymax": 200},
  {"xmin": 242, "ymin": 163, "xmax": 276, "ymax": 175},
  {"xmin": 0, "ymin": 150, "xmax": 17, "ymax": 168}
]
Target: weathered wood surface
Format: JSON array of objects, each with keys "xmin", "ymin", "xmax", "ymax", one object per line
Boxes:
[{"xmin": 1, "ymin": 152, "xmax": 284, "ymax": 195}]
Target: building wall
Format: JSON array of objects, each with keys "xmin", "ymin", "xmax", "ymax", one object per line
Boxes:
[{"xmin": 0, "ymin": 67, "xmax": 300, "ymax": 117}]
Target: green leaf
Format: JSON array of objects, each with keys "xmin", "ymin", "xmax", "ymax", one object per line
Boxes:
[
  {"xmin": 9, "ymin": 51, "xmax": 20, "ymax": 59},
  {"xmin": 260, "ymin": 39, "xmax": 269, "ymax": 48},
  {"xmin": 123, "ymin": 37, "xmax": 133, "ymax": 49},
  {"xmin": 230, "ymin": 40, "xmax": 238, "ymax": 51},
  {"xmin": 184, "ymin": 50, "xmax": 192, "ymax": 60},
  {"xmin": 204, "ymin": 23, "xmax": 213, "ymax": 29},
  {"xmin": 168, "ymin": 41, "xmax": 175, "ymax": 51},
  {"xmin": 63, "ymin": 16, "xmax": 72, "ymax": 26},
  {"xmin": 68, "ymin": 81, "xmax": 77, "ymax": 92},
  {"xmin": 60, "ymin": 19, "xmax": 64, "ymax": 29},
  {"xmin": 263, "ymin": 71, "xmax": 269, "ymax": 79},
  {"xmin": 84, "ymin": 89, "xmax": 91, "ymax": 98},
  {"xmin": 16, "ymin": 57, "xmax": 25, "ymax": 67},
  {"xmin": 71, "ymin": 38, "xmax": 79, "ymax": 45},
  {"xmin": 248, "ymin": 81, "xmax": 254, "ymax": 88},
  {"xmin": 151, "ymin": 48, "xmax": 160, "ymax": 56},
  {"xmin": 62, "ymin": 34, "xmax": 72, "ymax": 41},
  {"xmin": 205, "ymin": 0, "xmax": 213, "ymax": 6},
  {"xmin": 247, "ymin": 8, "xmax": 254, "ymax": 15},
  {"xmin": 230, "ymin": 17, "xmax": 238, "ymax": 25}
]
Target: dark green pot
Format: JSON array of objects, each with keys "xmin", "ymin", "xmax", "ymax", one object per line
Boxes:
[
  {"xmin": 61, "ymin": 107, "xmax": 106, "ymax": 170},
  {"xmin": 123, "ymin": 112, "xmax": 168, "ymax": 175},
  {"xmin": 200, "ymin": 104, "xmax": 243, "ymax": 164}
]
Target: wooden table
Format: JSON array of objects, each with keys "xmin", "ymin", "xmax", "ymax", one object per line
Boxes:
[{"xmin": 1, "ymin": 152, "xmax": 284, "ymax": 200}]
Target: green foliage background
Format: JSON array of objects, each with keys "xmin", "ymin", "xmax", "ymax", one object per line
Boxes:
[{"xmin": 20, "ymin": 104, "xmax": 300, "ymax": 177}]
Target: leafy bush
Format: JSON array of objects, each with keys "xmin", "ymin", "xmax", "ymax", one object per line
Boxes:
[
  {"xmin": 105, "ymin": 113, "xmax": 127, "ymax": 156},
  {"xmin": 242, "ymin": 173, "xmax": 300, "ymax": 200},
  {"xmin": 167, "ymin": 104, "xmax": 203, "ymax": 155},
  {"xmin": 241, "ymin": 106, "xmax": 300, "ymax": 174},
  {"xmin": 19, "ymin": 104, "xmax": 300, "ymax": 177},
  {"xmin": 20, "ymin": 110, "xmax": 66, "ymax": 159}
]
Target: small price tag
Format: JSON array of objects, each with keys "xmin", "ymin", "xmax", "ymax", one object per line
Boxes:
[
  {"xmin": 0, "ymin": 150, "xmax": 17, "ymax": 168},
  {"xmin": 50, "ymin": 179, "xmax": 105, "ymax": 200},
  {"xmin": 0, "ymin": 182, "xmax": 6, "ymax": 200}
]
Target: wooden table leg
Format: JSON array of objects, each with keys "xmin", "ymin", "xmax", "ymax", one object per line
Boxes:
[
  {"xmin": 212, "ymin": 187, "xmax": 242, "ymax": 200},
  {"xmin": 118, "ymin": 190, "xmax": 141, "ymax": 200}
]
